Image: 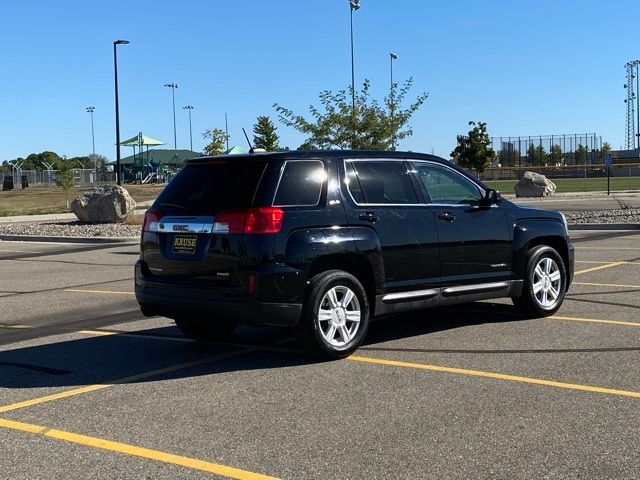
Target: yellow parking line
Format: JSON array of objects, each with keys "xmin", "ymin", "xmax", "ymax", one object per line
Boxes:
[
  {"xmin": 348, "ymin": 355, "xmax": 640, "ymax": 398},
  {"xmin": 0, "ymin": 348, "xmax": 254, "ymax": 414},
  {"xmin": 0, "ymin": 324, "xmax": 33, "ymax": 329},
  {"xmin": 65, "ymin": 289, "xmax": 135, "ymax": 295},
  {"xmin": 0, "ymin": 417, "xmax": 279, "ymax": 480},
  {"xmin": 551, "ymin": 315, "xmax": 640, "ymax": 328},
  {"xmin": 573, "ymin": 281, "xmax": 640, "ymax": 289},
  {"xmin": 573, "ymin": 261, "xmax": 627, "ymax": 275},
  {"xmin": 576, "ymin": 247, "xmax": 640, "ymax": 250},
  {"xmin": 575, "ymin": 260, "xmax": 636, "ymax": 265},
  {"xmin": 79, "ymin": 329, "xmax": 194, "ymax": 343}
]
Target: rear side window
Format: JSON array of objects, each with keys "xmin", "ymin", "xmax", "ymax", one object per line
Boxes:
[
  {"xmin": 273, "ymin": 160, "xmax": 325, "ymax": 206},
  {"xmin": 346, "ymin": 160, "xmax": 418, "ymax": 205},
  {"xmin": 156, "ymin": 162, "xmax": 267, "ymax": 214}
]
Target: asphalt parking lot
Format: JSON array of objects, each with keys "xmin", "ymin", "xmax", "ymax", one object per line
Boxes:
[{"xmin": 1, "ymin": 232, "xmax": 639, "ymax": 479}]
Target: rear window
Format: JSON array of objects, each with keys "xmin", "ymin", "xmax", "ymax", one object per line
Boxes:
[
  {"xmin": 155, "ymin": 162, "xmax": 267, "ymax": 214},
  {"xmin": 273, "ymin": 160, "xmax": 325, "ymax": 206}
]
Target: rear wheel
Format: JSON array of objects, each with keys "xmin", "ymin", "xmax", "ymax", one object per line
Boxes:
[
  {"xmin": 295, "ymin": 270, "xmax": 370, "ymax": 360},
  {"xmin": 174, "ymin": 318, "xmax": 237, "ymax": 341},
  {"xmin": 513, "ymin": 245, "xmax": 566, "ymax": 317}
]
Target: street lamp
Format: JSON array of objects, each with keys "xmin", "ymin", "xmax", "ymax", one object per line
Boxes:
[
  {"xmin": 389, "ymin": 53, "xmax": 398, "ymax": 150},
  {"xmin": 86, "ymin": 106, "xmax": 96, "ymax": 180},
  {"xmin": 113, "ymin": 39, "xmax": 129, "ymax": 186},
  {"xmin": 183, "ymin": 105, "xmax": 194, "ymax": 151},
  {"xmin": 164, "ymin": 83, "xmax": 178, "ymax": 149},
  {"xmin": 349, "ymin": 0, "xmax": 360, "ymax": 149}
]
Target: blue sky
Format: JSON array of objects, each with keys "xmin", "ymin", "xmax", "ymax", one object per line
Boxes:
[{"xmin": 1, "ymin": 0, "xmax": 638, "ymax": 161}]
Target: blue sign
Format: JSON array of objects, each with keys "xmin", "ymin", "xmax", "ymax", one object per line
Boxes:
[{"xmin": 605, "ymin": 153, "xmax": 612, "ymax": 168}]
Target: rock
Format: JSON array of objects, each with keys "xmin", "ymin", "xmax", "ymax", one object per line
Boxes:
[
  {"xmin": 514, "ymin": 171, "xmax": 557, "ymax": 197},
  {"xmin": 70, "ymin": 185, "xmax": 136, "ymax": 223}
]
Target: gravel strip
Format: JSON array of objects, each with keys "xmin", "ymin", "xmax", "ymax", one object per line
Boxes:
[
  {"xmin": 0, "ymin": 221, "xmax": 140, "ymax": 238},
  {"xmin": 565, "ymin": 209, "xmax": 640, "ymax": 224}
]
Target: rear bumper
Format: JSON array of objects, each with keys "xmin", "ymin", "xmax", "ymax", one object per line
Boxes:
[{"xmin": 134, "ymin": 261, "xmax": 302, "ymax": 326}]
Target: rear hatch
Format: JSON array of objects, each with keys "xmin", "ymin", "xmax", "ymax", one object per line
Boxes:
[{"xmin": 140, "ymin": 159, "xmax": 279, "ymax": 291}]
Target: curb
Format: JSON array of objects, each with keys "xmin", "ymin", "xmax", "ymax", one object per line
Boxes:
[
  {"xmin": 569, "ymin": 223, "xmax": 640, "ymax": 231},
  {"xmin": 0, "ymin": 234, "xmax": 139, "ymax": 244}
]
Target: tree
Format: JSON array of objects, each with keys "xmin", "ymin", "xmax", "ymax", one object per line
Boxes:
[
  {"xmin": 274, "ymin": 78, "xmax": 428, "ymax": 150},
  {"xmin": 202, "ymin": 128, "xmax": 230, "ymax": 156},
  {"xmin": 450, "ymin": 121, "xmax": 495, "ymax": 174},
  {"xmin": 55, "ymin": 161, "xmax": 75, "ymax": 209},
  {"xmin": 599, "ymin": 142, "xmax": 612, "ymax": 162},
  {"xmin": 574, "ymin": 144, "xmax": 587, "ymax": 165},
  {"xmin": 550, "ymin": 144, "xmax": 563, "ymax": 165},
  {"xmin": 252, "ymin": 115, "xmax": 280, "ymax": 151}
]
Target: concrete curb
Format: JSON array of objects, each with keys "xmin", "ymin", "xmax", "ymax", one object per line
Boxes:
[
  {"xmin": 0, "ymin": 234, "xmax": 139, "ymax": 244},
  {"xmin": 569, "ymin": 223, "xmax": 640, "ymax": 231}
]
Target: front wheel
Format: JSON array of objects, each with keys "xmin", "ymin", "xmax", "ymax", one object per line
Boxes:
[
  {"xmin": 513, "ymin": 245, "xmax": 567, "ymax": 317},
  {"xmin": 295, "ymin": 270, "xmax": 370, "ymax": 360}
]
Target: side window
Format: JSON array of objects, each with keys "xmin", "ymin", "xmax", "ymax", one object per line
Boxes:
[
  {"xmin": 346, "ymin": 160, "xmax": 418, "ymax": 205},
  {"xmin": 412, "ymin": 162, "xmax": 483, "ymax": 204},
  {"xmin": 274, "ymin": 160, "xmax": 325, "ymax": 206}
]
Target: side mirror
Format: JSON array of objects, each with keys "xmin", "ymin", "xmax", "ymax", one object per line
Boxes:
[{"xmin": 481, "ymin": 189, "xmax": 502, "ymax": 206}]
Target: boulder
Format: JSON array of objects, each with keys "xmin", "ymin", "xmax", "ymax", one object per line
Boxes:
[
  {"xmin": 514, "ymin": 171, "xmax": 557, "ymax": 197},
  {"xmin": 71, "ymin": 185, "xmax": 136, "ymax": 223}
]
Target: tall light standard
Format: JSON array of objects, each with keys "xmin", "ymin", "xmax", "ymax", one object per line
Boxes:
[
  {"xmin": 389, "ymin": 53, "xmax": 398, "ymax": 150},
  {"xmin": 164, "ymin": 83, "xmax": 178, "ymax": 149},
  {"xmin": 113, "ymin": 39, "xmax": 129, "ymax": 186},
  {"xmin": 86, "ymin": 106, "xmax": 96, "ymax": 180},
  {"xmin": 349, "ymin": 0, "xmax": 360, "ymax": 148},
  {"xmin": 183, "ymin": 105, "xmax": 194, "ymax": 151}
]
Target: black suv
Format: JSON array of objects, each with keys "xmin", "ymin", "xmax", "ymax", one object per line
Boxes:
[{"xmin": 135, "ymin": 150, "xmax": 574, "ymax": 358}]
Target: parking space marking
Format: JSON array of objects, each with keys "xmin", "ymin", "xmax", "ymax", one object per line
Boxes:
[
  {"xmin": 65, "ymin": 289, "xmax": 135, "ymax": 295},
  {"xmin": 0, "ymin": 248, "xmax": 42, "ymax": 253},
  {"xmin": 0, "ymin": 417, "xmax": 280, "ymax": 480},
  {"xmin": 0, "ymin": 323, "xmax": 33, "ymax": 329},
  {"xmin": 79, "ymin": 329, "xmax": 194, "ymax": 343},
  {"xmin": 572, "ymin": 281, "xmax": 640, "ymax": 289},
  {"xmin": 348, "ymin": 355, "xmax": 640, "ymax": 398},
  {"xmin": 575, "ymin": 260, "xmax": 638, "ymax": 265},
  {"xmin": 0, "ymin": 348, "xmax": 255, "ymax": 414},
  {"xmin": 574, "ymin": 261, "xmax": 628, "ymax": 275},
  {"xmin": 575, "ymin": 247, "xmax": 640, "ymax": 250},
  {"xmin": 551, "ymin": 315, "xmax": 640, "ymax": 328}
]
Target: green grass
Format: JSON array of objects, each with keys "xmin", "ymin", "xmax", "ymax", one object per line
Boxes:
[{"xmin": 483, "ymin": 176, "xmax": 640, "ymax": 194}]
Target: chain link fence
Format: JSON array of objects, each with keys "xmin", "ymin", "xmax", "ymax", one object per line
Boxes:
[{"xmin": 1, "ymin": 170, "xmax": 116, "ymax": 189}]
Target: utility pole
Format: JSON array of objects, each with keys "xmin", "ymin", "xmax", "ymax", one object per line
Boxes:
[
  {"xmin": 349, "ymin": 0, "xmax": 360, "ymax": 149},
  {"xmin": 113, "ymin": 39, "xmax": 130, "ymax": 186},
  {"xmin": 183, "ymin": 105, "xmax": 194, "ymax": 151},
  {"xmin": 164, "ymin": 83, "xmax": 178, "ymax": 149},
  {"xmin": 390, "ymin": 52, "xmax": 398, "ymax": 150}
]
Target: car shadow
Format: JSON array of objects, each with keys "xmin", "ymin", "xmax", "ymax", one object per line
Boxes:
[{"xmin": 0, "ymin": 302, "xmax": 529, "ymax": 392}]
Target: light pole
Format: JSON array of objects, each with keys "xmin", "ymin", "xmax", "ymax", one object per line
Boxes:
[
  {"xmin": 349, "ymin": 0, "xmax": 360, "ymax": 149},
  {"xmin": 390, "ymin": 52, "xmax": 398, "ymax": 150},
  {"xmin": 164, "ymin": 83, "xmax": 178, "ymax": 149},
  {"xmin": 86, "ymin": 106, "xmax": 96, "ymax": 180},
  {"xmin": 113, "ymin": 39, "xmax": 129, "ymax": 186},
  {"xmin": 183, "ymin": 105, "xmax": 194, "ymax": 151}
]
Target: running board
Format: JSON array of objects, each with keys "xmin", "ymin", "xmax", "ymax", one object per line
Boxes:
[
  {"xmin": 441, "ymin": 281, "xmax": 510, "ymax": 297},
  {"xmin": 381, "ymin": 288, "xmax": 439, "ymax": 304}
]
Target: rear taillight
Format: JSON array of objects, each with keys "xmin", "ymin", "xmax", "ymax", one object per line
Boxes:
[
  {"xmin": 142, "ymin": 207, "xmax": 163, "ymax": 232},
  {"xmin": 213, "ymin": 207, "xmax": 284, "ymax": 234}
]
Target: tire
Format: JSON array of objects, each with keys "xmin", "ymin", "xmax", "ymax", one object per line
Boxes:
[
  {"xmin": 174, "ymin": 317, "xmax": 237, "ymax": 341},
  {"xmin": 513, "ymin": 245, "xmax": 567, "ymax": 317},
  {"xmin": 295, "ymin": 270, "xmax": 370, "ymax": 360}
]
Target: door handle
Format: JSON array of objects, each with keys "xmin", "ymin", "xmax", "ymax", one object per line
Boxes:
[
  {"xmin": 438, "ymin": 211, "xmax": 455, "ymax": 222},
  {"xmin": 359, "ymin": 212, "xmax": 379, "ymax": 223}
]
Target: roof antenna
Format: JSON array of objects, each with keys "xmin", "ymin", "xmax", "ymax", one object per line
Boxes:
[{"xmin": 242, "ymin": 127, "xmax": 266, "ymax": 154}]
